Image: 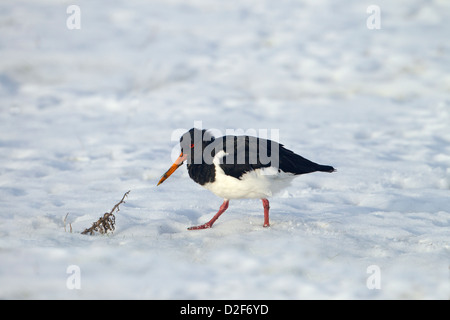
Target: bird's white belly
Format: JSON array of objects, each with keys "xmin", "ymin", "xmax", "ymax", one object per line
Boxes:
[{"xmin": 203, "ymin": 165, "xmax": 295, "ymax": 200}]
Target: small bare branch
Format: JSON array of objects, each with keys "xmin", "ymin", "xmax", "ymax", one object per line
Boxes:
[
  {"xmin": 81, "ymin": 190, "xmax": 130, "ymax": 235},
  {"xmin": 64, "ymin": 213, "xmax": 72, "ymax": 233}
]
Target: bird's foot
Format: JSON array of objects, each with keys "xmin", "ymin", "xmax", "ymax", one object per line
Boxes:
[
  {"xmin": 263, "ymin": 223, "xmax": 270, "ymax": 228},
  {"xmin": 187, "ymin": 223, "xmax": 212, "ymax": 230}
]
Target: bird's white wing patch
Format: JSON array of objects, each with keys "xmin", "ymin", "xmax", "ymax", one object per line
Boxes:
[{"xmin": 212, "ymin": 150, "xmax": 228, "ymax": 165}]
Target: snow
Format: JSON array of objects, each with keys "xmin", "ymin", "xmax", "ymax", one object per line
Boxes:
[{"xmin": 0, "ymin": 0, "xmax": 449, "ymax": 299}]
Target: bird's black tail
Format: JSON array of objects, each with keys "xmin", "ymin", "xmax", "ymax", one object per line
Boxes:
[
  {"xmin": 315, "ymin": 164, "xmax": 336, "ymax": 173},
  {"xmin": 278, "ymin": 146, "xmax": 336, "ymax": 175}
]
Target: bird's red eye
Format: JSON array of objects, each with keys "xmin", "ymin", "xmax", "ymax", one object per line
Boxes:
[{"xmin": 190, "ymin": 143, "xmax": 194, "ymax": 148}]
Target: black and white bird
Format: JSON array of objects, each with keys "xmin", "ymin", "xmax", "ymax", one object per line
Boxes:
[{"xmin": 157, "ymin": 128, "xmax": 335, "ymax": 230}]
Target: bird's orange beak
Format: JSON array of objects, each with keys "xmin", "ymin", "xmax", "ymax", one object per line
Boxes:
[{"xmin": 157, "ymin": 152, "xmax": 188, "ymax": 186}]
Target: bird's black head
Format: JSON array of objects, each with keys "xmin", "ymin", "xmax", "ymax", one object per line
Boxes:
[
  {"xmin": 156, "ymin": 128, "xmax": 215, "ymax": 186},
  {"xmin": 179, "ymin": 128, "xmax": 215, "ymax": 164}
]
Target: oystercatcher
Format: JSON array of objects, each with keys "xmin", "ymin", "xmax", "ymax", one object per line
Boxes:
[{"xmin": 157, "ymin": 128, "xmax": 335, "ymax": 230}]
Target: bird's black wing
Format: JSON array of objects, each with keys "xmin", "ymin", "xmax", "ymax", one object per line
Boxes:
[
  {"xmin": 217, "ymin": 136, "xmax": 277, "ymax": 179},
  {"xmin": 216, "ymin": 136, "xmax": 334, "ymax": 178}
]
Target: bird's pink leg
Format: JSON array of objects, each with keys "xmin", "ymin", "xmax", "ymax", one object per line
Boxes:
[
  {"xmin": 188, "ymin": 200, "xmax": 229, "ymax": 230},
  {"xmin": 262, "ymin": 198, "xmax": 270, "ymax": 227}
]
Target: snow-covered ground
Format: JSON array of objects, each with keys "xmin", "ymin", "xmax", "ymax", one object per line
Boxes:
[{"xmin": 0, "ymin": 0, "xmax": 449, "ymax": 299}]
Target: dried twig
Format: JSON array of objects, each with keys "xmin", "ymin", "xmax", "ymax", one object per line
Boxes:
[
  {"xmin": 64, "ymin": 213, "xmax": 72, "ymax": 233},
  {"xmin": 81, "ymin": 190, "xmax": 130, "ymax": 235}
]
